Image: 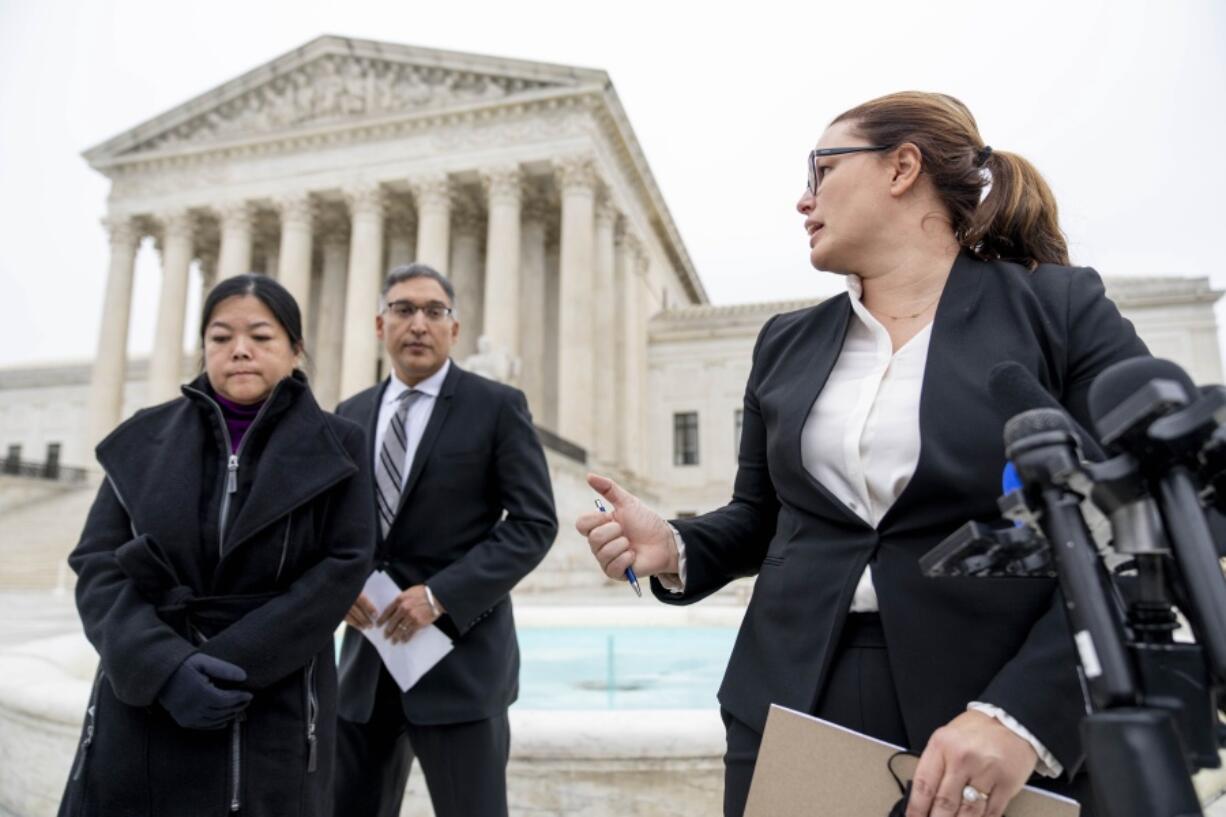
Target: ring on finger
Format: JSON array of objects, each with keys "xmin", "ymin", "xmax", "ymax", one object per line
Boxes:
[{"xmin": 961, "ymin": 784, "xmax": 989, "ymax": 804}]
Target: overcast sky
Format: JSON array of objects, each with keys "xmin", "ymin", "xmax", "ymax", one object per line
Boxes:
[{"xmin": 0, "ymin": 0, "xmax": 1223, "ymax": 368}]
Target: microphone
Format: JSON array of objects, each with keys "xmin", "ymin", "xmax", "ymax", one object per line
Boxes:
[
  {"xmin": 989, "ymin": 361, "xmax": 1106, "ymax": 461},
  {"xmin": 990, "ymin": 362, "xmax": 1116, "ymax": 549},
  {"xmin": 1087, "ymin": 357, "xmax": 1195, "ymax": 454},
  {"xmin": 1088, "ymin": 357, "xmax": 1226, "ymax": 681},
  {"xmin": 1004, "ymin": 407, "xmax": 1138, "ymax": 709}
]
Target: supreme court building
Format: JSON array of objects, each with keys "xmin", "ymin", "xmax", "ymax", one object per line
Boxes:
[{"xmin": 1, "ymin": 36, "xmax": 1224, "ymax": 558}]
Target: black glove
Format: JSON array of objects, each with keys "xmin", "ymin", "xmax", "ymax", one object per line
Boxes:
[{"xmin": 157, "ymin": 653, "xmax": 252, "ymax": 730}]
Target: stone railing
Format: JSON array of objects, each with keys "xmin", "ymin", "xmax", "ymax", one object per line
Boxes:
[
  {"xmin": 534, "ymin": 425, "xmax": 586, "ymax": 465},
  {"xmin": 1, "ymin": 459, "xmax": 88, "ymax": 485}
]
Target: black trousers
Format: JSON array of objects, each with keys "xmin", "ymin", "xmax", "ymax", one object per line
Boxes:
[
  {"xmin": 335, "ymin": 669, "xmax": 511, "ymax": 817},
  {"xmin": 720, "ymin": 613, "xmax": 1097, "ymax": 817}
]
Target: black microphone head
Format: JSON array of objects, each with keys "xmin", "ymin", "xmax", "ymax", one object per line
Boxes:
[
  {"xmin": 988, "ymin": 361, "xmax": 1052, "ymax": 425},
  {"xmin": 1003, "ymin": 407, "xmax": 1076, "ymax": 450},
  {"xmin": 989, "ymin": 361, "xmax": 1105, "ymax": 461},
  {"xmin": 1087, "ymin": 357, "xmax": 1195, "ymax": 436}
]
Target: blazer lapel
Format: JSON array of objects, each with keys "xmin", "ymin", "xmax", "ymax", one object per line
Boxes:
[
  {"xmin": 779, "ymin": 294, "xmax": 868, "ymax": 527},
  {"xmin": 366, "ymin": 379, "xmax": 391, "ymax": 477},
  {"xmin": 879, "ymin": 251, "xmax": 986, "ymax": 531},
  {"xmin": 396, "ymin": 362, "xmax": 462, "ymax": 512}
]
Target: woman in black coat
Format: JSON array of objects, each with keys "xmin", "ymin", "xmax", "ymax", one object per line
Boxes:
[{"xmin": 59, "ymin": 274, "xmax": 374, "ymax": 817}]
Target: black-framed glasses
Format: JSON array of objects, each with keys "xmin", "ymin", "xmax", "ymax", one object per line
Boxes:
[
  {"xmin": 807, "ymin": 145, "xmax": 891, "ymax": 195},
  {"xmin": 383, "ymin": 300, "xmax": 454, "ymax": 322}
]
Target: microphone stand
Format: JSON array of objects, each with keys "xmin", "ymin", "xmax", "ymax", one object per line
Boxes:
[{"xmin": 926, "ymin": 407, "xmax": 1210, "ymax": 817}]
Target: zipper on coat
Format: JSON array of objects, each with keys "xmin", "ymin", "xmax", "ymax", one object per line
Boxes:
[
  {"xmin": 71, "ymin": 671, "xmax": 105, "ymax": 781},
  {"xmin": 275, "ymin": 513, "xmax": 292, "ymax": 585},
  {"xmin": 305, "ymin": 656, "xmax": 319, "ymax": 773},
  {"xmin": 104, "ymin": 474, "xmax": 139, "ymax": 540},
  {"xmin": 229, "ymin": 710, "xmax": 245, "ymax": 812},
  {"xmin": 183, "ymin": 384, "xmax": 278, "ymax": 559}
]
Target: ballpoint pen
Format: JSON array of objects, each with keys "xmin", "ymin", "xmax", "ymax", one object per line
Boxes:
[{"xmin": 595, "ymin": 498, "xmax": 642, "ymax": 597}]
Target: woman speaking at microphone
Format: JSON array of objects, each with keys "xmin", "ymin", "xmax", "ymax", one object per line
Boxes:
[
  {"xmin": 59, "ymin": 274, "xmax": 373, "ymax": 817},
  {"xmin": 577, "ymin": 92, "xmax": 1147, "ymax": 817}
]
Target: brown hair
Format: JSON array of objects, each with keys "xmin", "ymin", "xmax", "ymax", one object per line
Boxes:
[{"xmin": 831, "ymin": 91, "xmax": 1069, "ymax": 269}]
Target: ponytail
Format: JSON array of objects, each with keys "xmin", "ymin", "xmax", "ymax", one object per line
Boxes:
[
  {"xmin": 832, "ymin": 92, "xmax": 1070, "ymax": 269},
  {"xmin": 965, "ymin": 150, "xmax": 1069, "ymax": 267}
]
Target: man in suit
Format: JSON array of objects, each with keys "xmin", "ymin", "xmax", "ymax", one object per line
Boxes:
[{"xmin": 334, "ymin": 263, "xmax": 557, "ymax": 817}]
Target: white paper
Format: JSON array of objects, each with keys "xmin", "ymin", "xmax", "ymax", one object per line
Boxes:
[{"xmin": 359, "ymin": 570, "xmax": 454, "ymax": 692}]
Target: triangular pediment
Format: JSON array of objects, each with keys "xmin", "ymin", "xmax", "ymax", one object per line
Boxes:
[{"xmin": 84, "ymin": 35, "xmax": 605, "ymax": 163}]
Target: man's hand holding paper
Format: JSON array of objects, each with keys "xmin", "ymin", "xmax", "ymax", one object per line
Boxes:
[{"xmin": 351, "ymin": 570, "xmax": 453, "ymax": 692}]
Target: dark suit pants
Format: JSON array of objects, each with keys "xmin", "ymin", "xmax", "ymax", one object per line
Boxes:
[
  {"xmin": 722, "ymin": 612, "xmax": 908, "ymax": 817},
  {"xmin": 336, "ymin": 669, "xmax": 510, "ymax": 817},
  {"xmin": 720, "ymin": 613, "xmax": 1097, "ymax": 817}
]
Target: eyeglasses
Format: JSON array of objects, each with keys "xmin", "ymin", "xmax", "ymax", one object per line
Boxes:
[
  {"xmin": 807, "ymin": 145, "xmax": 891, "ymax": 195},
  {"xmin": 383, "ymin": 300, "xmax": 454, "ymax": 322}
]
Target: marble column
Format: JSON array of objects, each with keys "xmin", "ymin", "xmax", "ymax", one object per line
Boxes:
[
  {"xmin": 195, "ymin": 249, "xmax": 218, "ymax": 359},
  {"xmin": 385, "ymin": 201, "xmax": 416, "ymax": 272},
  {"xmin": 554, "ymin": 156, "xmax": 598, "ymax": 449},
  {"xmin": 543, "ymin": 230, "xmax": 560, "ymax": 431},
  {"xmin": 634, "ymin": 246, "xmax": 653, "ymax": 473},
  {"xmin": 518, "ymin": 200, "xmax": 550, "ymax": 422},
  {"xmin": 592, "ymin": 198, "xmax": 618, "ymax": 463},
  {"xmin": 412, "ymin": 174, "xmax": 452, "ymax": 276},
  {"xmin": 276, "ymin": 193, "xmax": 315, "ymax": 327},
  {"xmin": 481, "ymin": 165, "xmax": 523, "ymax": 372},
  {"xmin": 313, "ymin": 233, "xmax": 349, "ymax": 410},
  {"xmin": 147, "ymin": 209, "xmax": 195, "ymax": 404},
  {"xmin": 616, "ymin": 230, "xmax": 645, "ymax": 475},
  {"xmin": 264, "ymin": 248, "xmax": 279, "ymax": 279},
  {"xmin": 449, "ymin": 206, "xmax": 484, "ymax": 360},
  {"xmin": 339, "ymin": 184, "xmax": 385, "ymax": 400},
  {"xmin": 217, "ymin": 201, "xmax": 254, "ymax": 279},
  {"xmin": 87, "ymin": 216, "xmax": 142, "ymax": 450}
]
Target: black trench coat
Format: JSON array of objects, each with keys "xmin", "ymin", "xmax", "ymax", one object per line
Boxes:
[{"xmin": 58, "ymin": 371, "xmax": 374, "ymax": 817}]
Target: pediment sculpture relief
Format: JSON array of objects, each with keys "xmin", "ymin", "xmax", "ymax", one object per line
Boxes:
[{"xmin": 127, "ymin": 55, "xmax": 557, "ymax": 154}]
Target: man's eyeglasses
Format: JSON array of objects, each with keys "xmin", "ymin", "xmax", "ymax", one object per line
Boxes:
[
  {"xmin": 807, "ymin": 145, "xmax": 891, "ymax": 196},
  {"xmin": 383, "ymin": 300, "xmax": 454, "ymax": 322}
]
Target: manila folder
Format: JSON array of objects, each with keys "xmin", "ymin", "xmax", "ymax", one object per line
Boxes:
[{"xmin": 744, "ymin": 704, "xmax": 1079, "ymax": 817}]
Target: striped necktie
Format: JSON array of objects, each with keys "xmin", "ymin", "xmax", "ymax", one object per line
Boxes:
[{"xmin": 376, "ymin": 389, "xmax": 422, "ymax": 538}]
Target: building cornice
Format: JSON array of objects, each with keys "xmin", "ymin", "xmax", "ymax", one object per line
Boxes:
[
  {"xmin": 82, "ymin": 35, "xmax": 708, "ymax": 306},
  {"xmin": 82, "ymin": 35, "xmax": 605, "ymax": 166}
]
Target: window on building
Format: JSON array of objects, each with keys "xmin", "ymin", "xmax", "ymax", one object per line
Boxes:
[
  {"xmin": 673, "ymin": 412, "xmax": 699, "ymax": 466},
  {"xmin": 44, "ymin": 442, "xmax": 62, "ymax": 480},
  {"xmin": 4, "ymin": 444, "xmax": 20, "ymax": 475},
  {"xmin": 733, "ymin": 409, "xmax": 744, "ymax": 456}
]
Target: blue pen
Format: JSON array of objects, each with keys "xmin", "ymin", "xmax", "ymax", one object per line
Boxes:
[{"xmin": 595, "ymin": 498, "xmax": 641, "ymax": 597}]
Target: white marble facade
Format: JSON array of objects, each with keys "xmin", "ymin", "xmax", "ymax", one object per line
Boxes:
[
  {"xmin": 1, "ymin": 34, "xmax": 1225, "ymax": 532},
  {"xmin": 76, "ymin": 35, "xmax": 703, "ymax": 480}
]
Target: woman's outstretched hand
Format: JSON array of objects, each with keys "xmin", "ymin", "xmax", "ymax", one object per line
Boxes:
[{"xmin": 575, "ymin": 473, "xmax": 680, "ymax": 582}]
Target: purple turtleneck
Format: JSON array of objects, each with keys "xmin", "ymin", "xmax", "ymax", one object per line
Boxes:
[{"xmin": 214, "ymin": 392, "xmax": 265, "ymax": 453}]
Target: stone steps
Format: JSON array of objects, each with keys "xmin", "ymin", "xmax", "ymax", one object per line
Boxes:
[{"xmin": 0, "ymin": 484, "xmax": 93, "ymax": 592}]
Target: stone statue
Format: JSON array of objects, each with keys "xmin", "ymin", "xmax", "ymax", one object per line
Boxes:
[{"xmin": 463, "ymin": 335, "xmax": 521, "ymax": 384}]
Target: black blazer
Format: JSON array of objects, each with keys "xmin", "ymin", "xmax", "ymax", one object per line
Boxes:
[
  {"xmin": 655, "ymin": 252, "xmax": 1149, "ymax": 776},
  {"xmin": 335, "ymin": 362, "xmax": 558, "ymax": 725}
]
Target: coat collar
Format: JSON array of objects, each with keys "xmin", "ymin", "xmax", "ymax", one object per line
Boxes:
[{"xmin": 97, "ymin": 370, "xmax": 358, "ymax": 556}]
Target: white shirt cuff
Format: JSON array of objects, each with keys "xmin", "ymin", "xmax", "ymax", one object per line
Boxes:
[
  {"xmin": 656, "ymin": 524, "xmax": 687, "ymax": 593},
  {"xmin": 967, "ymin": 702, "xmax": 1063, "ymax": 778}
]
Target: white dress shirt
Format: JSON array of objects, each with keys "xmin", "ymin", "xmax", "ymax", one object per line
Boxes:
[
  {"xmin": 373, "ymin": 359, "xmax": 450, "ymax": 489},
  {"xmin": 664, "ymin": 276, "xmax": 1060, "ymax": 776}
]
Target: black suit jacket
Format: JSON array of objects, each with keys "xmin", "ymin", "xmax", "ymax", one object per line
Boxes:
[
  {"xmin": 655, "ymin": 252, "xmax": 1149, "ymax": 776},
  {"xmin": 335, "ymin": 362, "xmax": 558, "ymax": 725}
]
